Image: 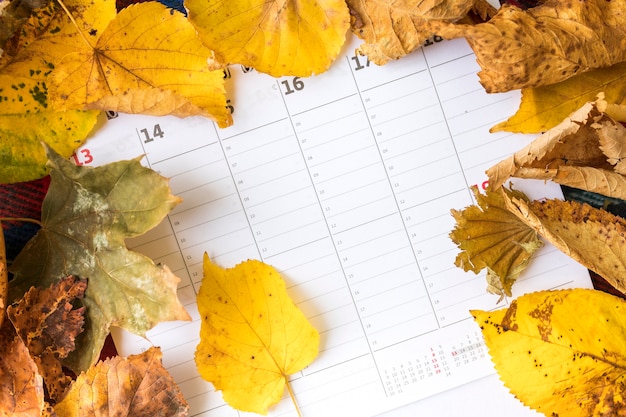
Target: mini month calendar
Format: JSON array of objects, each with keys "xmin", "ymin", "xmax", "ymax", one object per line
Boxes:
[{"xmin": 78, "ymin": 35, "xmax": 592, "ymax": 416}]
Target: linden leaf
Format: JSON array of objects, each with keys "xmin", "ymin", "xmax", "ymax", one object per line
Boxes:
[
  {"xmin": 7, "ymin": 276, "xmax": 87, "ymax": 403},
  {"xmin": 195, "ymin": 255, "xmax": 320, "ymax": 415},
  {"xmin": 487, "ymin": 98, "xmax": 626, "ymax": 200},
  {"xmin": 54, "ymin": 347, "xmax": 188, "ymax": 417},
  {"xmin": 347, "ymin": 0, "xmax": 495, "ymax": 65},
  {"xmin": 450, "ymin": 186, "xmax": 542, "ymax": 301},
  {"xmin": 186, "ymin": 0, "xmax": 350, "ymax": 77},
  {"xmin": 504, "ymin": 195, "xmax": 626, "ymax": 294},
  {"xmin": 9, "ymin": 145, "xmax": 190, "ymax": 372},
  {"xmin": 0, "ymin": 317, "xmax": 45, "ymax": 417},
  {"xmin": 472, "ymin": 289, "xmax": 626, "ymax": 416},
  {"xmin": 434, "ymin": 0, "xmax": 626, "ymax": 92},
  {"xmin": 491, "ymin": 61, "xmax": 626, "ymax": 134}
]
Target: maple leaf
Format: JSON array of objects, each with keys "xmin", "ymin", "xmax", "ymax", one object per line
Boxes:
[
  {"xmin": 8, "ymin": 0, "xmax": 232, "ymax": 126},
  {"xmin": 491, "ymin": 61, "xmax": 626, "ymax": 134},
  {"xmin": 347, "ymin": 0, "xmax": 496, "ymax": 65},
  {"xmin": 450, "ymin": 186, "xmax": 542, "ymax": 301},
  {"xmin": 195, "ymin": 255, "xmax": 320, "ymax": 415},
  {"xmin": 53, "ymin": 347, "xmax": 188, "ymax": 417},
  {"xmin": 487, "ymin": 98, "xmax": 626, "ymax": 200},
  {"xmin": 7, "ymin": 276, "xmax": 87, "ymax": 403},
  {"xmin": 9, "ymin": 145, "xmax": 190, "ymax": 372},
  {"xmin": 186, "ymin": 0, "xmax": 350, "ymax": 77},
  {"xmin": 504, "ymin": 195, "xmax": 626, "ymax": 296},
  {"xmin": 433, "ymin": 0, "xmax": 626, "ymax": 92},
  {"xmin": 472, "ymin": 289, "xmax": 626, "ymax": 416},
  {"xmin": 0, "ymin": 316, "xmax": 45, "ymax": 417}
]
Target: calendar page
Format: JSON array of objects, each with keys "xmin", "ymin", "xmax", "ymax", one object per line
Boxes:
[{"xmin": 78, "ymin": 36, "xmax": 593, "ymax": 417}]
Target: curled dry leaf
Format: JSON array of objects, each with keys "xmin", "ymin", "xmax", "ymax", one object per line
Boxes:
[
  {"xmin": 7, "ymin": 276, "xmax": 87, "ymax": 403},
  {"xmin": 450, "ymin": 186, "xmax": 542, "ymax": 301},
  {"xmin": 195, "ymin": 255, "xmax": 320, "ymax": 415},
  {"xmin": 187, "ymin": 0, "xmax": 350, "ymax": 77},
  {"xmin": 347, "ymin": 0, "xmax": 495, "ymax": 64},
  {"xmin": 491, "ymin": 61, "xmax": 626, "ymax": 134},
  {"xmin": 0, "ymin": 317, "xmax": 45, "ymax": 417},
  {"xmin": 597, "ymin": 120, "xmax": 626, "ymax": 175},
  {"xmin": 9, "ymin": 145, "xmax": 190, "ymax": 372},
  {"xmin": 54, "ymin": 347, "xmax": 188, "ymax": 417},
  {"xmin": 434, "ymin": 0, "xmax": 626, "ymax": 92},
  {"xmin": 473, "ymin": 289, "xmax": 626, "ymax": 416},
  {"xmin": 0, "ymin": 221, "xmax": 7, "ymax": 326},
  {"xmin": 504, "ymin": 195, "xmax": 626, "ymax": 294},
  {"xmin": 487, "ymin": 98, "xmax": 626, "ymax": 201}
]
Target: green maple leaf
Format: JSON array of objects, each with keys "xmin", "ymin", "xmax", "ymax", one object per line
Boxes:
[{"xmin": 9, "ymin": 144, "xmax": 190, "ymax": 372}]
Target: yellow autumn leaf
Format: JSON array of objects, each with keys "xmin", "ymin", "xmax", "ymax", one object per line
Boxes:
[
  {"xmin": 347, "ymin": 0, "xmax": 495, "ymax": 65},
  {"xmin": 487, "ymin": 98, "xmax": 626, "ymax": 201},
  {"xmin": 472, "ymin": 288, "xmax": 626, "ymax": 416},
  {"xmin": 11, "ymin": 0, "xmax": 231, "ymax": 126},
  {"xmin": 503, "ymin": 195, "xmax": 626, "ymax": 295},
  {"xmin": 0, "ymin": 2, "xmax": 101, "ymax": 184},
  {"xmin": 491, "ymin": 61, "xmax": 626, "ymax": 134},
  {"xmin": 186, "ymin": 0, "xmax": 350, "ymax": 77},
  {"xmin": 434, "ymin": 0, "xmax": 626, "ymax": 93},
  {"xmin": 195, "ymin": 255, "xmax": 319, "ymax": 415},
  {"xmin": 450, "ymin": 186, "xmax": 542, "ymax": 301}
]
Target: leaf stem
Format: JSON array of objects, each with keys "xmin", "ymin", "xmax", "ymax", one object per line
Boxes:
[
  {"xmin": 0, "ymin": 217, "xmax": 43, "ymax": 227},
  {"xmin": 285, "ymin": 378, "xmax": 303, "ymax": 417},
  {"xmin": 55, "ymin": 0, "xmax": 94, "ymax": 49}
]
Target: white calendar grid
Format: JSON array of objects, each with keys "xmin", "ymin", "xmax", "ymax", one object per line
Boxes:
[{"xmin": 80, "ymin": 37, "xmax": 592, "ymax": 417}]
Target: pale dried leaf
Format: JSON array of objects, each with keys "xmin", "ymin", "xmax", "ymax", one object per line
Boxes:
[
  {"xmin": 597, "ymin": 119, "xmax": 626, "ymax": 174},
  {"xmin": 487, "ymin": 99, "xmax": 614, "ymax": 190}
]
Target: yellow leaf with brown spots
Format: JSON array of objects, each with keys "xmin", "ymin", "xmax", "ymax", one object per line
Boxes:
[
  {"xmin": 195, "ymin": 255, "xmax": 319, "ymax": 415},
  {"xmin": 186, "ymin": 0, "xmax": 350, "ymax": 77},
  {"xmin": 434, "ymin": 0, "xmax": 626, "ymax": 93},
  {"xmin": 473, "ymin": 289, "xmax": 626, "ymax": 417},
  {"xmin": 346, "ymin": 0, "xmax": 495, "ymax": 65}
]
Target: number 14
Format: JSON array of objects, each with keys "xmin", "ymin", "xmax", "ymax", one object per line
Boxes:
[{"xmin": 139, "ymin": 124, "xmax": 165, "ymax": 143}]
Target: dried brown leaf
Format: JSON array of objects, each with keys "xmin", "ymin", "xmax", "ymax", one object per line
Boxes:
[
  {"xmin": 597, "ymin": 119, "xmax": 626, "ymax": 174},
  {"xmin": 487, "ymin": 98, "xmax": 626, "ymax": 200},
  {"xmin": 347, "ymin": 0, "xmax": 495, "ymax": 64},
  {"xmin": 7, "ymin": 276, "xmax": 86, "ymax": 403},
  {"xmin": 504, "ymin": 196, "xmax": 626, "ymax": 294},
  {"xmin": 54, "ymin": 347, "xmax": 188, "ymax": 417},
  {"xmin": 0, "ymin": 318, "xmax": 44, "ymax": 417},
  {"xmin": 434, "ymin": 0, "xmax": 626, "ymax": 92}
]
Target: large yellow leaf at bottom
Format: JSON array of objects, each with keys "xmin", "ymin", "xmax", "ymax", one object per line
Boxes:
[
  {"xmin": 473, "ymin": 289, "xmax": 626, "ymax": 416},
  {"xmin": 195, "ymin": 255, "xmax": 319, "ymax": 414},
  {"xmin": 186, "ymin": 0, "xmax": 350, "ymax": 77}
]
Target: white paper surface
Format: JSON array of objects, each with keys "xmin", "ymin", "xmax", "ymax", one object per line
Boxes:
[{"xmin": 79, "ymin": 36, "xmax": 592, "ymax": 417}]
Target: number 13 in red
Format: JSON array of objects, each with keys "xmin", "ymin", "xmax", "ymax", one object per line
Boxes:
[{"xmin": 72, "ymin": 148, "xmax": 94, "ymax": 166}]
